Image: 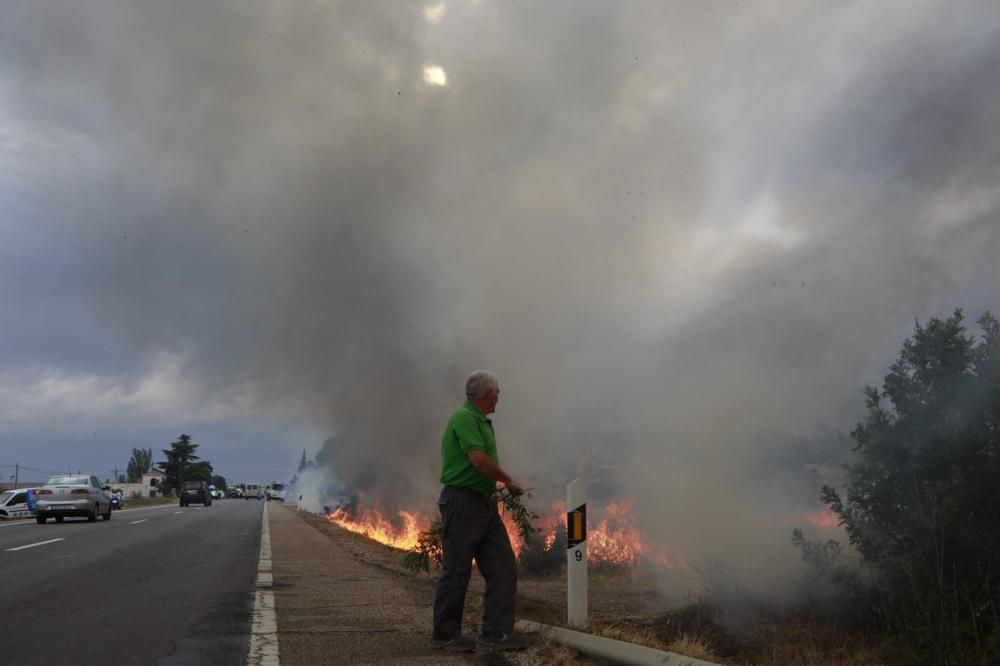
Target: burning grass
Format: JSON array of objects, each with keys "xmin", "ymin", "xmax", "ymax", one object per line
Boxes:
[
  {"xmin": 326, "ymin": 491, "xmax": 678, "ymax": 576},
  {"xmin": 328, "ymin": 501, "xmax": 425, "ymax": 550},
  {"xmin": 305, "ymin": 504, "xmax": 907, "ymax": 664},
  {"xmin": 318, "ymin": 494, "xmax": 911, "ymax": 663}
]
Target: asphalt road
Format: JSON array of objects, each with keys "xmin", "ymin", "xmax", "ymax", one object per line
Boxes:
[{"xmin": 0, "ymin": 498, "xmax": 264, "ymax": 664}]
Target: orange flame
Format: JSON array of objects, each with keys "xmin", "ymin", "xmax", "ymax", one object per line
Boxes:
[
  {"xmin": 328, "ymin": 506, "xmax": 427, "ymax": 550},
  {"xmin": 591, "ymin": 499, "xmax": 675, "ymax": 567},
  {"xmin": 501, "ymin": 512, "xmax": 524, "ymax": 559},
  {"xmin": 805, "ymin": 508, "xmax": 839, "ymax": 529},
  {"xmin": 327, "ymin": 496, "xmax": 675, "ymax": 568},
  {"xmin": 501, "ymin": 499, "xmax": 566, "ymax": 560},
  {"xmin": 523, "ymin": 498, "xmax": 675, "ymax": 568},
  {"xmin": 589, "ymin": 500, "xmax": 644, "ymax": 566}
]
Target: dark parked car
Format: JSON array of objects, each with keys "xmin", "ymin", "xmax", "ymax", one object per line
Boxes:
[{"xmin": 179, "ymin": 480, "xmax": 212, "ymax": 507}]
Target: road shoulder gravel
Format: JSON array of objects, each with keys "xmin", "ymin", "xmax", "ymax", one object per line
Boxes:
[
  {"xmin": 268, "ymin": 502, "xmax": 479, "ymax": 664},
  {"xmin": 268, "ymin": 503, "xmax": 579, "ymax": 665}
]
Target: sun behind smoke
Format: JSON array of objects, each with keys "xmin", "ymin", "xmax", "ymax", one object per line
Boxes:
[{"xmin": 423, "ymin": 65, "xmax": 447, "ymax": 86}]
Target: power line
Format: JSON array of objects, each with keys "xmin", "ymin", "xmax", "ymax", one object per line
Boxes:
[{"xmin": 0, "ymin": 464, "xmax": 61, "ymax": 475}]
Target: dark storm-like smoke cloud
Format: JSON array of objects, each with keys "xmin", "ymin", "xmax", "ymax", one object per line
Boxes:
[{"xmin": 2, "ymin": 1, "xmax": 999, "ymax": 585}]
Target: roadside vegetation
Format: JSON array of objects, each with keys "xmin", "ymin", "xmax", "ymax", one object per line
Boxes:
[
  {"xmin": 310, "ymin": 309, "xmax": 998, "ymax": 664},
  {"xmin": 615, "ymin": 309, "xmax": 998, "ymax": 665},
  {"xmin": 121, "ymin": 495, "xmax": 177, "ymax": 508}
]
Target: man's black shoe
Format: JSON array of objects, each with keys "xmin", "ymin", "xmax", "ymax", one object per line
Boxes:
[
  {"xmin": 478, "ymin": 632, "xmax": 529, "ymax": 651},
  {"xmin": 431, "ymin": 636, "xmax": 477, "ymax": 652}
]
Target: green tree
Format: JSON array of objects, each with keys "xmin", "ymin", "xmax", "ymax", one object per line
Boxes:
[
  {"xmin": 211, "ymin": 475, "xmax": 228, "ymax": 491},
  {"xmin": 126, "ymin": 447, "xmax": 154, "ymax": 483},
  {"xmin": 180, "ymin": 460, "xmax": 214, "ymax": 483},
  {"xmin": 159, "ymin": 434, "xmax": 200, "ymax": 495},
  {"xmin": 822, "ymin": 310, "xmax": 1000, "ymax": 659}
]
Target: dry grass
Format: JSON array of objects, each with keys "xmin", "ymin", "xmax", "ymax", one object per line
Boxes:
[
  {"xmin": 579, "ymin": 604, "xmax": 897, "ymax": 665},
  {"xmin": 754, "ymin": 642, "xmax": 888, "ymax": 666},
  {"xmin": 741, "ymin": 616, "xmax": 896, "ymax": 666},
  {"xmin": 668, "ymin": 634, "xmax": 722, "ymax": 662},
  {"xmin": 593, "ymin": 622, "xmax": 721, "ymax": 663},
  {"xmin": 595, "ymin": 622, "xmax": 669, "ymax": 650},
  {"xmin": 122, "ymin": 496, "xmax": 177, "ymax": 508},
  {"xmin": 505, "ymin": 642, "xmax": 585, "ymax": 665}
]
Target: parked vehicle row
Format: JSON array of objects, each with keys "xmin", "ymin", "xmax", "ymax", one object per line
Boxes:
[{"xmin": 6, "ymin": 475, "xmax": 279, "ymax": 522}]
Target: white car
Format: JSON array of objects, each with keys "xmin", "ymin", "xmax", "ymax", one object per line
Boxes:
[
  {"xmin": 34, "ymin": 475, "xmax": 112, "ymax": 523},
  {"xmin": 0, "ymin": 488, "xmax": 40, "ymax": 519}
]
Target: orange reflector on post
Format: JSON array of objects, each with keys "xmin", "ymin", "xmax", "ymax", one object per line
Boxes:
[{"xmin": 567, "ymin": 504, "xmax": 586, "ymax": 548}]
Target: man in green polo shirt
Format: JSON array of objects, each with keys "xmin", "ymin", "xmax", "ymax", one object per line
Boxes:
[{"xmin": 431, "ymin": 370, "xmax": 529, "ymax": 653}]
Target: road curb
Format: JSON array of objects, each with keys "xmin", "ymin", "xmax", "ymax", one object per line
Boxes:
[{"xmin": 516, "ymin": 620, "xmax": 719, "ymax": 666}]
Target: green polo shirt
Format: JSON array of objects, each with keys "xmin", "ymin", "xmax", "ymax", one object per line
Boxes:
[{"xmin": 440, "ymin": 402, "xmax": 499, "ymax": 496}]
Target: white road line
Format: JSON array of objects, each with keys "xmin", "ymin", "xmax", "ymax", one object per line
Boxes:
[
  {"xmin": 248, "ymin": 502, "xmax": 279, "ymax": 666},
  {"xmin": 129, "ymin": 519, "xmax": 148, "ymax": 525},
  {"xmin": 0, "ymin": 520, "xmax": 33, "ymax": 528},
  {"xmin": 6, "ymin": 537, "xmax": 65, "ymax": 552},
  {"xmin": 116, "ymin": 503, "xmax": 184, "ymax": 514},
  {"xmin": 174, "ymin": 511, "xmax": 184, "ymax": 515}
]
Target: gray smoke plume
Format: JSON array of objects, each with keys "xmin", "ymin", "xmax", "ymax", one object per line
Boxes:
[{"xmin": 2, "ymin": 1, "xmax": 999, "ymax": 593}]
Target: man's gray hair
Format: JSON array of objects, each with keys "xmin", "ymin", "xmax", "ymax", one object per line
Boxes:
[{"xmin": 465, "ymin": 370, "xmax": 499, "ymax": 399}]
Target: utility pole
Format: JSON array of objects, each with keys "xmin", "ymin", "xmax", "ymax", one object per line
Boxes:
[{"xmin": 13, "ymin": 463, "xmax": 18, "ymax": 489}]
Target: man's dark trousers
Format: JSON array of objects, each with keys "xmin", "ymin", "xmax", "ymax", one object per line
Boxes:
[{"xmin": 432, "ymin": 485, "xmax": 517, "ymax": 640}]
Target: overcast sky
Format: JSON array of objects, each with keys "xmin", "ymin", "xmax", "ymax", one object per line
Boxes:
[{"xmin": 2, "ymin": 0, "xmax": 998, "ymax": 580}]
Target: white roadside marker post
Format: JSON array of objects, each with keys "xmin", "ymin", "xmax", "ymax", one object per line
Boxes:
[{"xmin": 566, "ymin": 477, "xmax": 587, "ymax": 626}]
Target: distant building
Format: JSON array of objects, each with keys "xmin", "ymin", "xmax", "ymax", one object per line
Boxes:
[
  {"xmin": 143, "ymin": 469, "xmax": 166, "ymax": 497},
  {"xmin": 110, "ymin": 469, "xmax": 166, "ymax": 498},
  {"xmin": 109, "ymin": 481, "xmax": 143, "ymax": 497}
]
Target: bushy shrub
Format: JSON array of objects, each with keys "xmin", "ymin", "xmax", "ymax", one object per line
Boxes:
[{"xmin": 822, "ymin": 310, "xmax": 1000, "ymax": 661}]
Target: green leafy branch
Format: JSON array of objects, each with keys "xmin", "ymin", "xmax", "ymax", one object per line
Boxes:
[
  {"xmin": 401, "ymin": 519, "xmax": 443, "ymax": 574},
  {"xmin": 493, "ymin": 486, "xmax": 539, "ymax": 541},
  {"xmin": 400, "ymin": 487, "xmax": 539, "ymax": 574}
]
